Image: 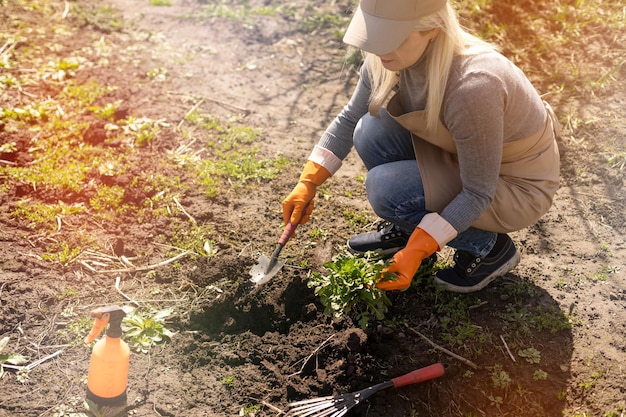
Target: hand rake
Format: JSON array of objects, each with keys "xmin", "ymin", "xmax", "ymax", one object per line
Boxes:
[{"xmin": 285, "ymin": 363, "xmax": 445, "ymax": 417}]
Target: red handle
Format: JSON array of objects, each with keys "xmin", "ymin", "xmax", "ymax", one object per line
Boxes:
[
  {"xmin": 391, "ymin": 363, "xmax": 445, "ymax": 388},
  {"xmin": 277, "ymin": 221, "xmax": 297, "ymax": 245}
]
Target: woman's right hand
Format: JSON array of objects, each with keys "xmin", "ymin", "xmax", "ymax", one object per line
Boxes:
[
  {"xmin": 281, "ymin": 160, "xmax": 331, "ymax": 226},
  {"xmin": 282, "ymin": 182, "xmax": 316, "ymax": 226}
]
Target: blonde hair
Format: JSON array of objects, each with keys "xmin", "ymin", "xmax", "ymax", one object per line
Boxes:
[{"xmin": 365, "ymin": 3, "xmax": 497, "ymax": 131}]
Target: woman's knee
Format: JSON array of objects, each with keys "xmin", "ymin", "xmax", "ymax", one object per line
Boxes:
[
  {"xmin": 365, "ymin": 161, "xmax": 426, "ymax": 224},
  {"xmin": 354, "ymin": 111, "xmax": 414, "ymax": 170},
  {"xmin": 364, "ymin": 164, "xmax": 395, "ymax": 215},
  {"xmin": 353, "ymin": 113, "xmax": 380, "ymax": 155}
]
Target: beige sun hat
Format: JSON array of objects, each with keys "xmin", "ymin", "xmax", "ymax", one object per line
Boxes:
[{"xmin": 343, "ymin": 0, "xmax": 447, "ymax": 55}]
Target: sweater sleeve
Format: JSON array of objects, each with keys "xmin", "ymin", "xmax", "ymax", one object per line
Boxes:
[
  {"xmin": 437, "ymin": 52, "xmax": 548, "ymax": 233},
  {"xmin": 313, "ymin": 65, "xmax": 371, "ymax": 163}
]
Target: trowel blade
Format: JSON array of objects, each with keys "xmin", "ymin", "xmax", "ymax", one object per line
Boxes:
[{"xmin": 249, "ymin": 254, "xmax": 285, "ymax": 287}]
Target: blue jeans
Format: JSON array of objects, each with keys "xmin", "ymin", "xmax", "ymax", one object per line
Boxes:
[{"xmin": 353, "ymin": 109, "xmax": 497, "ymax": 257}]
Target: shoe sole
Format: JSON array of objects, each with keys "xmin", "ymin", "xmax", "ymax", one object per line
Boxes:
[
  {"xmin": 434, "ymin": 249, "xmax": 521, "ymax": 294},
  {"xmin": 346, "ymin": 240, "xmax": 402, "ymax": 257}
]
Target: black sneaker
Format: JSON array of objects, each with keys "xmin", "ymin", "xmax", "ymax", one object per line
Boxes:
[
  {"xmin": 434, "ymin": 233, "xmax": 520, "ymax": 293},
  {"xmin": 347, "ymin": 220, "xmax": 410, "ymax": 257}
]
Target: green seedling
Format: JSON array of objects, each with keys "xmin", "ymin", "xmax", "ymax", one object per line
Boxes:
[
  {"xmin": 488, "ymin": 394, "xmax": 503, "ymax": 409},
  {"xmin": 489, "ymin": 364, "xmax": 512, "ymax": 389},
  {"xmin": 146, "ymin": 66, "xmax": 168, "ymax": 81},
  {"xmin": 122, "ymin": 308, "xmax": 175, "ymax": 353},
  {"xmin": 518, "ymin": 347, "xmax": 541, "ymax": 364},
  {"xmin": 16, "ymin": 368, "xmax": 30, "ymax": 384},
  {"xmin": 121, "ymin": 116, "xmax": 169, "ymax": 146},
  {"xmin": 40, "ymin": 241, "xmax": 81, "ymax": 266},
  {"xmin": 596, "ymin": 242, "xmax": 613, "ymax": 257},
  {"xmin": 308, "ymin": 228, "xmax": 329, "ymax": 240},
  {"xmin": 88, "ymin": 100, "xmax": 123, "ymax": 121},
  {"xmin": 242, "ymin": 404, "xmax": 260, "ymax": 415},
  {"xmin": 51, "ymin": 395, "xmax": 89, "ymax": 417},
  {"xmin": 64, "ymin": 317, "xmax": 94, "ymax": 346},
  {"xmin": 0, "ymin": 337, "xmax": 29, "ymax": 378},
  {"xmin": 221, "ymin": 375, "xmax": 235, "ymax": 388},
  {"xmin": 308, "ymin": 251, "xmax": 396, "ymax": 329},
  {"xmin": 342, "ymin": 209, "xmax": 372, "ymax": 230},
  {"xmin": 0, "ymin": 142, "xmax": 17, "ymax": 153},
  {"xmin": 579, "ymin": 371, "xmax": 602, "ymax": 390}
]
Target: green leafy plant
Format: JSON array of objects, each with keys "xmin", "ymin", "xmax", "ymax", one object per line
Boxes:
[
  {"xmin": 122, "ymin": 308, "xmax": 175, "ymax": 353},
  {"xmin": 489, "ymin": 364, "xmax": 512, "ymax": 389},
  {"xmin": 221, "ymin": 375, "xmax": 235, "ymax": 388},
  {"xmin": 518, "ymin": 347, "xmax": 541, "ymax": 364},
  {"xmin": 40, "ymin": 241, "xmax": 82, "ymax": 266},
  {"xmin": 242, "ymin": 404, "xmax": 260, "ymax": 415},
  {"xmin": 579, "ymin": 371, "xmax": 602, "ymax": 390},
  {"xmin": 308, "ymin": 251, "xmax": 396, "ymax": 329},
  {"xmin": 0, "ymin": 337, "xmax": 29, "ymax": 378}
]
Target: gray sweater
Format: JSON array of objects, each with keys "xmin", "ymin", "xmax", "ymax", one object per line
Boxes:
[{"xmin": 316, "ymin": 50, "xmax": 547, "ymax": 233}]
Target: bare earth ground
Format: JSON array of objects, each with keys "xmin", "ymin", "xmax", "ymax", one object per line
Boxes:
[{"xmin": 1, "ymin": 1, "xmax": 625, "ymax": 416}]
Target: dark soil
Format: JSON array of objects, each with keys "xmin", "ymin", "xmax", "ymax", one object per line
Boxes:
[{"xmin": 1, "ymin": 1, "xmax": 625, "ymax": 417}]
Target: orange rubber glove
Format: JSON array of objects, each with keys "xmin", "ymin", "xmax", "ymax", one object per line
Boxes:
[
  {"xmin": 282, "ymin": 160, "xmax": 331, "ymax": 226},
  {"xmin": 377, "ymin": 227, "xmax": 439, "ymax": 291}
]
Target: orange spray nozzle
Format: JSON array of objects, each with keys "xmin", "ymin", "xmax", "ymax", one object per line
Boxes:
[{"xmin": 84, "ymin": 306, "xmax": 126, "ymax": 344}]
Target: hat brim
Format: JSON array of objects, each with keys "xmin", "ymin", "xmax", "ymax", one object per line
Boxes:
[{"xmin": 343, "ymin": 5, "xmax": 419, "ymax": 55}]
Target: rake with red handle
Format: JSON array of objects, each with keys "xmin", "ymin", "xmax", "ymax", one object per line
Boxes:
[{"xmin": 285, "ymin": 363, "xmax": 445, "ymax": 417}]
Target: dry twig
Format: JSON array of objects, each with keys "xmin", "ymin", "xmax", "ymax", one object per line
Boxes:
[
  {"xmin": 177, "ymin": 98, "xmax": 204, "ymax": 129},
  {"xmin": 62, "ymin": 1, "xmax": 70, "ymax": 19},
  {"xmin": 81, "ymin": 250, "xmax": 191, "ymax": 274},
  {"xmin": 173, "ymin": 196, "xmax": 197, "ymax": 224},
  {"xmin": 115, "ymin": 276, "xmax": 140, "ymax": 306},
  {"xmin": 500, "ymin": 335, "xmax": 516, "ymax": 362},
  {"xmin": 2, "ymin": 349, "xmax": 63, "ymax": 371},
  {"xmin": 406, "ymin": 326, "xmax": 479, "ymax": 370},
  {"xmin": 261, "ymin": 400, "xmax": 284, "ymax": 414},
  {"xmin": 288, "ymin": 334, "xmax": 335, "ymax": 377}
]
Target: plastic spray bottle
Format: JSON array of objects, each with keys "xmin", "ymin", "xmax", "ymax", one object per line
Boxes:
[{"xmin": 84, "ymin": 305, "xmax": 129, "ymax": 416}]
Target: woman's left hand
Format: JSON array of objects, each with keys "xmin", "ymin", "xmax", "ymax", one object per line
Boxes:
[{"xmin": 376, "ymin": 228, "xmax": 439, "ymax": 291}]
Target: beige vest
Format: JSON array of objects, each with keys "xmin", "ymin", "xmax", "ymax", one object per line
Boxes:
[{"xmin": 386, "ymin": 93, "xmax": 561, "ymax": 233}]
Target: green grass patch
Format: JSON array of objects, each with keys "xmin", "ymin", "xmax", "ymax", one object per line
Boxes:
[
  {"xmin": 455, "ymin": 0, "xmax": 624, "ymax": 106},
  {"xmin": 71, "ymin": 4, "xmax": 125, "ymax": 33},
  {"xmin": 183, "ymin": 1, "xmax": 348, "ymax": 39},
  {"xmin": 184, "ymin": 111, "xmax": 289, "ymax": 196},
  {"xmin": 12, "ymin": 201, "xmax": 86, "ymax": 230}
]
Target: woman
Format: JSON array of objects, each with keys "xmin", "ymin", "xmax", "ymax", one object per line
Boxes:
[{"xmin": 281, "ymin": 0, "xmax": 560, "ymax": 293}]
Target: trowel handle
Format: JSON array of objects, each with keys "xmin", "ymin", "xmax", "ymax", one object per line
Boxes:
[
  {"xmin": 277, "ymin": 221, "xmax": 297, "ymax": 245},
  {"xmin": 278, "ymin": 201, "xmax": 309, "ymax": 245}
]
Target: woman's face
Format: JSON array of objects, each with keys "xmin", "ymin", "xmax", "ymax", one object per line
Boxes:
[{"xmin": 377, "ymin": 29, "xmax": 439, "ymax": 71}]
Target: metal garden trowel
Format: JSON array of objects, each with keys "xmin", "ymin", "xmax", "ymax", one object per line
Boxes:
[{"xmin": 249, "ymin": 221, "xmax": 298, "ymax": 287}]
